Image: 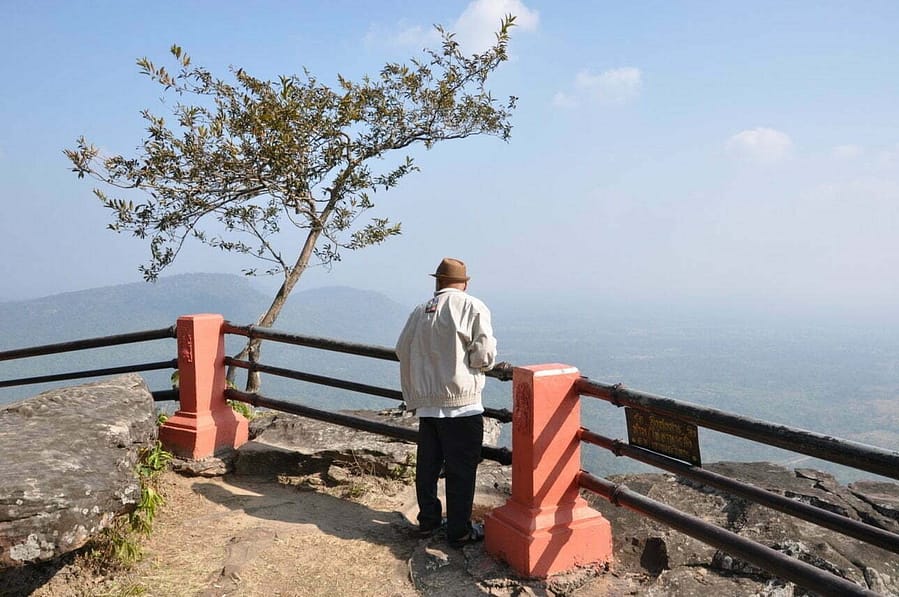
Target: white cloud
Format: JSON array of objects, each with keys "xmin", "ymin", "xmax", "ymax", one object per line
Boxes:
[
  {"xmin": 453, "ymin": 0, "xmax": 540, "ymax": 54},
  {"xmin": 551, "ymin": 91, "xmax": 577, "ymax": 109},
  {"xmin": 552, "ymin": 67, "xmax": 642, "ymax": 109},
  {"xmin": 832, "ymin": 144, "xmax": 863, "ymax": 160},
  {"xmin": 726, "ymin": 127, "xmax": 793, "ymax": 163},
  {"xmin": 363, "ymin": 20, "xmax": 440, "ymax": 50},
  {"xmin": 364, "ymin": 0, "xmax": 538, "ymax": 54},
  {"xmin": 577, "ymin": 67, "xmax": 642, "ymax": 104}
]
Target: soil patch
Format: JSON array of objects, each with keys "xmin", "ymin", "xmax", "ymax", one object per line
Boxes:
[{"xmin": 10, "ymin": 469, "xmax": 420, "ymax": 596}]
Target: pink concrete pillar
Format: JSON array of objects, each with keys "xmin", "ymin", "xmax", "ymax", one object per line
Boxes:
[
  {"xmin": 484, "ymin": 364, "xmax": 612, "ymax": 578},
  {"xmin": 158, "ymin": 314, "xmax": 248, "ymax": 459}
]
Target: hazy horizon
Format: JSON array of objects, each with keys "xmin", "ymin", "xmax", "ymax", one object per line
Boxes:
[
  {"xmin": 4, "ymin": 272, "xmax": 898, "ymax": 331},
  {"xmin": 2, "ymin": 277, "xmax": 897, "ymax": 484},
  {"xmin": 3, "ymin": 2, "xmax": 898, "ymax": 327}
]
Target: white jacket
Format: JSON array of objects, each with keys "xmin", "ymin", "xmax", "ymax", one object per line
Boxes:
[{"xmin": 395, "ymin": 288, "xmax": 497, "ymax": 411}]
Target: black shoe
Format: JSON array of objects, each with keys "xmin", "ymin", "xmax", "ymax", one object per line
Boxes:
[
  {"xmin": 449, "ymin": 522, "xmax": 484, "ymax": 548},
  {"xmin": 415, "ymin": 518, "xmax": 446, "ymax": 538}
]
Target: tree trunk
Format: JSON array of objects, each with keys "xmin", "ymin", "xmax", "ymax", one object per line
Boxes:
[
  {"xmin": 227, "ymin": 226, "xmax": 322, "ymax": 392},
  {"xmin": 228, "ymin": 182, "xmax": 347, "ymax": 393}
]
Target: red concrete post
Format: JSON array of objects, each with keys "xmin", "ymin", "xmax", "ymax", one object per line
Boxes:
[
  {"xmin": 158, "ymin": 314, "xmax": 248, "ymax": 459},
  {"xmin": 484, "ymin": 364, "xmax": 612, "ymax": 577}
]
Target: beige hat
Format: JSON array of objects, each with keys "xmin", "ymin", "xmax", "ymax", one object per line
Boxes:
[{"xmin": 430, "ymin": 257, "xmax": 470, "ymax": 282}]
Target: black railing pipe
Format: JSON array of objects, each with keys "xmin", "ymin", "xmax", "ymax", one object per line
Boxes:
[
  {"xmin": 226, "ymin": 389, "xmax": 512, "ymax": 465},
  {"xmin": 225, "ymin": 358, "xmax": 513, "ymax": 423},
  {"xmin": 152, "ymin": 389, "xmax": 179, "ymax": 402},
  {"xmin": 0, "ymin": 360, "xmax": 178, "ymax": 388},
  {"xmin": 580, "ymin": 428, "xmax": 899, "ymax": 554},
  {"xmin": 222, "ymin": 323, "xmax": 515, "ymax": 382},
  {"xmin": 226, "ymin": 357, "xmax": 403, "ymax": 400},
  {"xmin": 0, "ymin": 327, "xmax": 176, "ymax": 361},
  {"xmin": 577, "ymin": 378, "xmax": 899, "ymax": 482},
  {"xmin": 578, "ymin": 472, "xmax": 878, "ymax": 597},
  {"xmin": 224, "ymin": 323, "xmax": 399, "ymax": 361}
]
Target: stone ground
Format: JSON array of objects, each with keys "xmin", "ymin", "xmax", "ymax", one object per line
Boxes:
[
  {"xmin": 4, "ymin": 463, "xmax": 622, "ymax": 597},
  {"xmin": 14, "ymin": 408, "xmax": 891, "ymax": 595},
  {"xmin": 9, "ymin": 455, "xmax": 896, "ymax": 596}
]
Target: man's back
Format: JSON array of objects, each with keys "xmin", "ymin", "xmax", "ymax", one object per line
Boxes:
[
  {"xmin": 396, "ymin": 287, "xmax": 496, "ymax": 411},
  {"xmin": 395, "ymin": 257, "xmax": 496, "ymax": 547}
]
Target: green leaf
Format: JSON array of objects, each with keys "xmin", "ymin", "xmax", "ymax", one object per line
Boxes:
[{"xmin": 65, "ymin": 24, "xmax": 516, "ymax": 350}]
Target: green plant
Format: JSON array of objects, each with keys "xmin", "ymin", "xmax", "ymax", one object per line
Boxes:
[
  {"xmin": 128, "ymin": 485, "xmax": 165, "ymax": 536},
  {"xmin": 228, "ymin": 399, "xmax": 254, "ymax": 420},
  {"xmin": 390, "ymin": 452, "xmax": 416, "ymax": 484},
  {"xmin": 91, "ymin": 521, "xmax": 142, "ymax": 568},
  {"xmin": 343, "ymin": 481, "xmax": 367, "ymax": 500},
  {"xmin": 137, "ymin": 441, "xmax": 173, "ymax": 479},
  {"xmin": 66, "ymin": 18, "xmax": 517, "ymax": 394},
  {"xmin": 155, "ymin": 411, "xmax": 169, "ymax": 426},
  {"xmin": 87, "ymin": 441, "xmax": 173, "ymax": 569}
]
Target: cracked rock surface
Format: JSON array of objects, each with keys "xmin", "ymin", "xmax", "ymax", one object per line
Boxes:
[
  {"xmin": 586, "ymin": 462, "xmax": 899, "ymax": 595},
  {"xmin": 2, "ymin": 404, "xmax": 898, "ymax": 595},
  {"xmin": 0, "ymin": 374, "xmax": 156, "ymax": 568}
]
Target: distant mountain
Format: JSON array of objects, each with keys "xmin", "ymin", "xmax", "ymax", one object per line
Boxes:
[
  {"xmin": 0, "ymin": 274, "xmax": 409, "ymax": 348},
  {"xmin": 275, "ymin": 285, "xmax": 409, "ymax": 346},
  {"xmin": 0, "ymin": 274, "xmax": 410, "ymax": 406},
  {"xmin": 4, "ymin": 275, "xmax": 898, "ymax": 484},
  {"xmin": 1, "ymin": 274, "xmax": 252, "ymax": 345}
]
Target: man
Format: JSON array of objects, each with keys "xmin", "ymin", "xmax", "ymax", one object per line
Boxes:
[{"xmin": 396, "ymin": 257, "xmax": 497, "ymax": 547}]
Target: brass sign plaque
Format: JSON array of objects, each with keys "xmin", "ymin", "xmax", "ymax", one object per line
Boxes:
[{"xmin": 625, "ymin": 408, "xmax": 701, "ymax": 466}]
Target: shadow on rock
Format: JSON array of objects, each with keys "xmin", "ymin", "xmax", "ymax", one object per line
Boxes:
[
  {"xmin": 191, "ymin": 474, "xmax": 506, "ymax": 595},
  {"xmin": 0, "ymin": 553, "xmax": 77, "ymax": 597}
]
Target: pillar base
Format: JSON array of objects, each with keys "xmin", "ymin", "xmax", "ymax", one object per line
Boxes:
[
  {"xmin": 159, "ymin": 408, "xmax": 248, "ymax": 460},
  {"xmin": 485, "ymin": 496, "xmax": 612, "ymax": 578}
]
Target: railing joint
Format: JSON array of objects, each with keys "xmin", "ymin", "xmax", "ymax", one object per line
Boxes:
[{"xmin": 610, "ymin": 382, "xmax": 626, "ymax": 407}]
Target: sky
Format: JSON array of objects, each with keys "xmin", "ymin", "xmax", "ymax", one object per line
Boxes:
[{"xmin": 2, "ymin": 0, "xmax": 898, "ymax": 319}]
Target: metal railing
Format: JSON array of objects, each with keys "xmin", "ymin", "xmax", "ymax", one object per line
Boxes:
[
  {"xmin": 579, "ymin": 428, "xmax": 899, "ymax": 553},
  {"xmin": 222, "ymin": 323, "xmax": 899, "ymax": 593},
  {"xmin": 574, "ymin": 376, "xmax": 899, "ymax": 596},
  {"xmin": 0, "ymin": 326, "xmax": 178, "ymax": 401},
  {"xmin": 222, "ymin": 323, "xmax": 514, "ymax": 464},
  {"xmin": 3, "ymin": 318, "xmax": 897, "ymax": 594},
  {"xmin": 577, "ymin": 377, "xmax": 899, "ymax": 480},
  {"xmin": 578, "ymin": 472, "xmax": 881, "ymax": 597}
]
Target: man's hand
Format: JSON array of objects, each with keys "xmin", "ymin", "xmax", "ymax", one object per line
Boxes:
[{"xmin": 487, "ymin": 361, "xmax": 514, "ymax": 381}]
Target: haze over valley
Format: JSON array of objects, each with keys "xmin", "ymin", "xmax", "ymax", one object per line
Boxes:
[{"xmin": 2, "ymin": 274, "xmax": 897, "ymax": 483}]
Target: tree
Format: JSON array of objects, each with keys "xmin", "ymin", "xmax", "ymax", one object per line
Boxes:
[{"xmin": 66, "ymin": 17, "xmax": 518, "ymax": 391}]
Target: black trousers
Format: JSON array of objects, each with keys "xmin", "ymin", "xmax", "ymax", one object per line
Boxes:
[{"xmin": 416, "ymin": 414, "xmax": 484, "ymax": 541}]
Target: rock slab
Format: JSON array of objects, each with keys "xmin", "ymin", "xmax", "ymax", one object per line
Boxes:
[
  {"xmin": 586, "ymin": 462, "xmax": 899, "ymax": 595},
  {"xmin": 0, "ymin": 374, "xmax": 157, "ymax": 568},
  {"xmin": 235, "ymin": 408, "xmax": 502, "ymax": 480}
]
